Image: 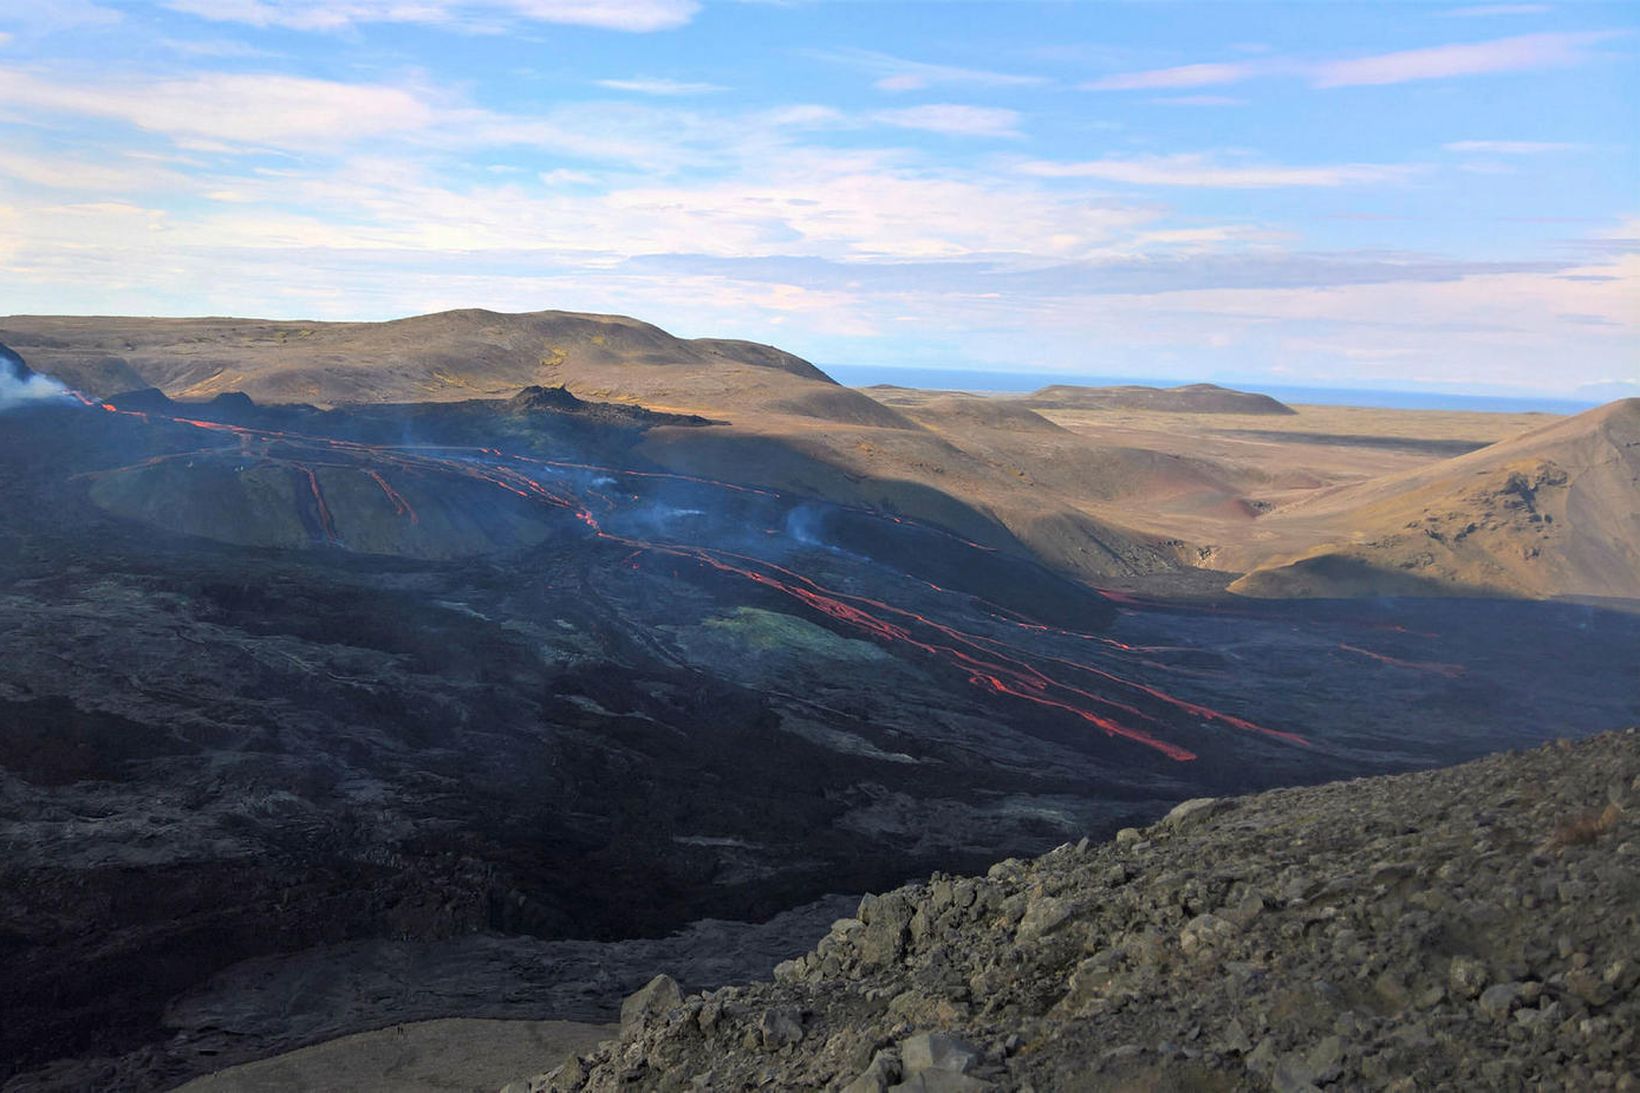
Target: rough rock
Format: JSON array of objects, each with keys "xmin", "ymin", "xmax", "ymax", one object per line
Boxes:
[
  {"xmin": 508, "ymin": 731, "xmax": 1640, "ymax": 1092},
  {"xmin": 619, "ymin": 975, "xmax": 681, "ymax": 1033},
  {"xmin": 1161, "ymin": 796, "xmax": 1233, "ymax": 830},
  {"xmin": 899, "ymin": 1032, "xmax": 981, "ymax": 1076}
]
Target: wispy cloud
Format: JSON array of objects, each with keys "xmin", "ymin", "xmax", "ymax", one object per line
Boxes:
[
  {"xmin": 0, "ymin": 67, "xmax": 778, "ymax": 168},
  {"xmin": 1, "ymin": 3, "xmax": 1632, "ymax": 391},
  {"xmin": 1153, "ymin": 95, "xmax": 1246, "ymax": 107},
  {"xmin": 1086, "ymin": 31, "xmax": 1621, "ymax": 92},
  {"xmin": 1444, "ymin": 140, "xmax": 1581, "ymax": 154},
  {"xmin": 0, "ymin": 1, "xmax": 122, "ymax": 34},
  {"xmin": 1314, "ymin": 31, "xmax": 1621, "ymax": 86},
  {"xmin": 1084, "ymin": 62, "xmax": 1264, "ymax": 92},
  {"xmin": 1019, "ymin": 154, "xmax": 1417, "ymax": 189},
  {"xmin": 814, "ymin": 48, "xmax": 1046, "ymax": 92},
  {"xmin": 595, "ymin": 76, "xmax": 725, "ymax": 95},
  {"xmin": 872, "ymin": 104, "xmax": 1022, "ymax": 138},
  {"xmin": 0, "ymin": 69, "xmax": 438, "ymax": 149},
  {"xmin": 1441, "ymin": 4, "xmax": 1552, "ymax": 16},
  {"xmin": 163, "ymin": 0, "xmax": 700, "ymax": 33},
  {"xmin": 0, "ymin": 148, "xmax": 189, "ymax": 192},
  {"xmin": 159, "ymin": 36, "xmax": 275, "ymax": 58}
]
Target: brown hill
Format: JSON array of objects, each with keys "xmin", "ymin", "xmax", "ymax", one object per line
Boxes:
[
  {"xmin": 1024, "ymin": 382, "xmax": 1295, "ymax": 416},
  {"xmin": 1, "ymin": 311, "xmax": 1182, "ymax": 583},
  {"xmin": 1228, "ymin": 398, "xmax": 1640, "ymax": 599},
  {"xmin": 903, "ymin": 395, "xmax": 1068, "ymax": 434},
  {"xmin": 28, "ymin": 311, "xmax": 1598, "ymax": 599},
  {"xmin": 0, "ymin": 309, "xmax": 833, "ymax": 411}
]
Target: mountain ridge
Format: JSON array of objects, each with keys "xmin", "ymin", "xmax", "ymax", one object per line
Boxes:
[{"xmin": 1228, "ymin": 398, "xmax": 1640, "ymax": 599}]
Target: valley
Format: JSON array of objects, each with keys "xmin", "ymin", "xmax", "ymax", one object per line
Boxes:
[{"xmin": 1, "ymin": 314, "xmax": 1636, "ymax": 1090}]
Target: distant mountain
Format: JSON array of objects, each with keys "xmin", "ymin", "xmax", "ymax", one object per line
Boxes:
[
  {"xmin": 1230, "ymin": 399, "xmax": 1640, "ymax": 600},
  {"xmin": 1023, "ymin": 382, "xmax": 1296, "ymax": 416}
]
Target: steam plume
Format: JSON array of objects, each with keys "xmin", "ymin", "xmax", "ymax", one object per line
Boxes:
[{"xmin": 0, "ymin": 342, "xmax": 71, "ymax": 410}]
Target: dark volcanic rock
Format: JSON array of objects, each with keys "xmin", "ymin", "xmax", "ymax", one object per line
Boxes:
[
  {"xmin": 501, "ymin": 384, "xmax": 714, "ymax": 428},
  {"xmin": 105, "ymin": 387, "xmax": 177, "ymax": 413},
  {"xmin": 1, "ymin": 340, "xmax": 34, "ymax": 382},
  {"xmin": 530, "ymin": 731, "xmax": 1640, "ymax": 1092},
  {"xmin": 3, "ymin": 392, "xmax": 1638, "ymax": 1092}
]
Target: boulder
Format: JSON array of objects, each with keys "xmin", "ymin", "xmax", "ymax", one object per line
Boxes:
[{"xmin": 619, "ymin": 974, "xmax": 681, "ymax": 1033}]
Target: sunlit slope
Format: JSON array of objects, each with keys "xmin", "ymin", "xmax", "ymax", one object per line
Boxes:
[
  {"xmin": 1024, "ymin": 383, "xmax": 1296, "ymax": 415},
  {"xmin": 0, "ymin": 309, "xmax": 855, "ymax": 414},
  {"xmin": 1228, "ymin": 399, "xmax": 1640, "ymax": 599}
]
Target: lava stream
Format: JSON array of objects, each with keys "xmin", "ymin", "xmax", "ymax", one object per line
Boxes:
[
  {"xmin": 294, "ymin": 465, "xmax": 339, "ymax": 544},
  {"xmin": 1338, "ymin": 643, "xmax": 1465, "ymax": 678},
  {"xmin": 365, "ymin": 470, "xmax": 419, "ymax": 523},
  {"xmin": 83, "ymin": 397, "xmax": 1312, "ymax": 762}
]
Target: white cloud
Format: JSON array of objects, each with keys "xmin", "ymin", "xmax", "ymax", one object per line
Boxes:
[
  {"xmin": 0, "ymin": 1, "xmax": 121, "ymax": 34},
  {"xmin": 5, "ymin": 141, "xmax": 1152, "ymax": 266},
  {"xmin": 1, "ymin": 16, "xmax": 1630, "ymax": 393},
  {"xmin": 1086, "ymin": 31, "xmax": 1620, "ymax": 92},
  {"xmin": 0, "ymin": 148, "xmax": 188, "ymax": 192},
  {"xmin": 1441, "ymin": 4, "xmax": 1552, "ymax": 16},
  {"xmin": 814, "ymin": 48, "xmax": 1046, "ymax": 92},
  {"xmin": 163, "ymin": 0, "xmax": 700, "ymax": 33},
  {"xmin": 0, "ymin": 70, "xmax": 437, "ymax": 149},
  {"xmin": 1443, "ymin": 140, "xmax": 1581, "ymax": 154},
  {"xmin": 1084, "ymin": 62, "xmax": 1264, "ymax": 91},
  {"xmin": 871, "ymin": 104, "xmax": 1022, "ymax": 139},
  {"xmin": 1153, "ymin": 95, "xmax": 1246, "ymax": 107},
  {"xmin": 595, "ymin": 76, "xmax": 725, "ymax": 95},
  {"xmin": 0, "ymin": 68, "xmax": 765, "ymax": 169},
  {"xmin": 540, "ymin": 168, "xmax": 599, "ymax": 185},
  {"xmin": 1019, "ymin": 154, "xmax": 1417, "ymax": 189},
  {"xmin": 1132, "ymin": 226, "xmax": 1287, "ymax": 249},
  {"xmin": 159, "ymin": 36, "xmax": 275, "ymax": 58},
  {"xmin": 1313, "ymin": 32, "xmax": 1620, "ymax": 87}
]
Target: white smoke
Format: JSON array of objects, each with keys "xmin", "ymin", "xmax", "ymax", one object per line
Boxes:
[
  {"xmin": 0, "ymin": 371, "xmax": 71, "ymax": 410},
  {"xmin": 0, "ymin": 346, "xmax": 72, "ymax": 411}
]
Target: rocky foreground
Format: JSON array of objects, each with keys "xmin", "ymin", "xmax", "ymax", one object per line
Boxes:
[{"xmin": 511, "ymin": 730, "xmax": 1639, "ymax": 1091}]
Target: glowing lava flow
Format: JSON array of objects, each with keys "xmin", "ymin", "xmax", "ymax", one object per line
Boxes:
[
  {"xmin": 81, "ymin": 397, "xmax": 1311, "ymax": 762},
  {"xmin": 586, "ymin": 536, "xmax": 1311, "ymax": 761},
  {"xmin": 611, "ymin": 538, "xmax": 1201, "ymax": 760},
  {"xmin": 1338, "ymin": 643, "xmax": 1465, "ymax": 678},
  {"xmin": 365, "ymin": 470, "xmax": 419, "ymax": 523},
  {"xmin": 295, "ymin": 465, "xmax": 339, "ymax": 544}
]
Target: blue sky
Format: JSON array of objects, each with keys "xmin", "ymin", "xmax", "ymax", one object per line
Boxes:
[{"xmin": 0, "ymin": 1, "xmax": 1635, "ymax": 395}]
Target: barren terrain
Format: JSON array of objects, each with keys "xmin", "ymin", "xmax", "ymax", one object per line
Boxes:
[
  {"xmin": 0, "ymin": 311, "xmax": 1635, "ymax": 1091},
  {"xmin": 9, "ymin": 309, "xmax": 1633, "ymax": 601}
]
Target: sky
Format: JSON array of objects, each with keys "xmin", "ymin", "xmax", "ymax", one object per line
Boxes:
[{"xmin": 0, "ymin": 1, "xmax": 1635, "ymax": 396}]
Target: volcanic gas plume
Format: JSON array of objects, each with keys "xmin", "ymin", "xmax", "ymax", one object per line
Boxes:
[{"xmin": 0, "ymin": 342, "xmax": 71, "ymax": 411}]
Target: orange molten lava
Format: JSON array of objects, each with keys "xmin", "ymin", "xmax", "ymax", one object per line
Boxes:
[{"xmin": 80, "ymin": 396, "xmax": 1316, "ymax": 763}]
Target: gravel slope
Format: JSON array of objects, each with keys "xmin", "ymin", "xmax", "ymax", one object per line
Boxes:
[{"xmin": 515, "ymin": 730, "xmax": 1640, "ymax": 1092}]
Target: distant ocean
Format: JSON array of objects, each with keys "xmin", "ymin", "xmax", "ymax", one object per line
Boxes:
[{"xmin": 823, "ymin": 364, "xmax": 1605, "ymax": 415}]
